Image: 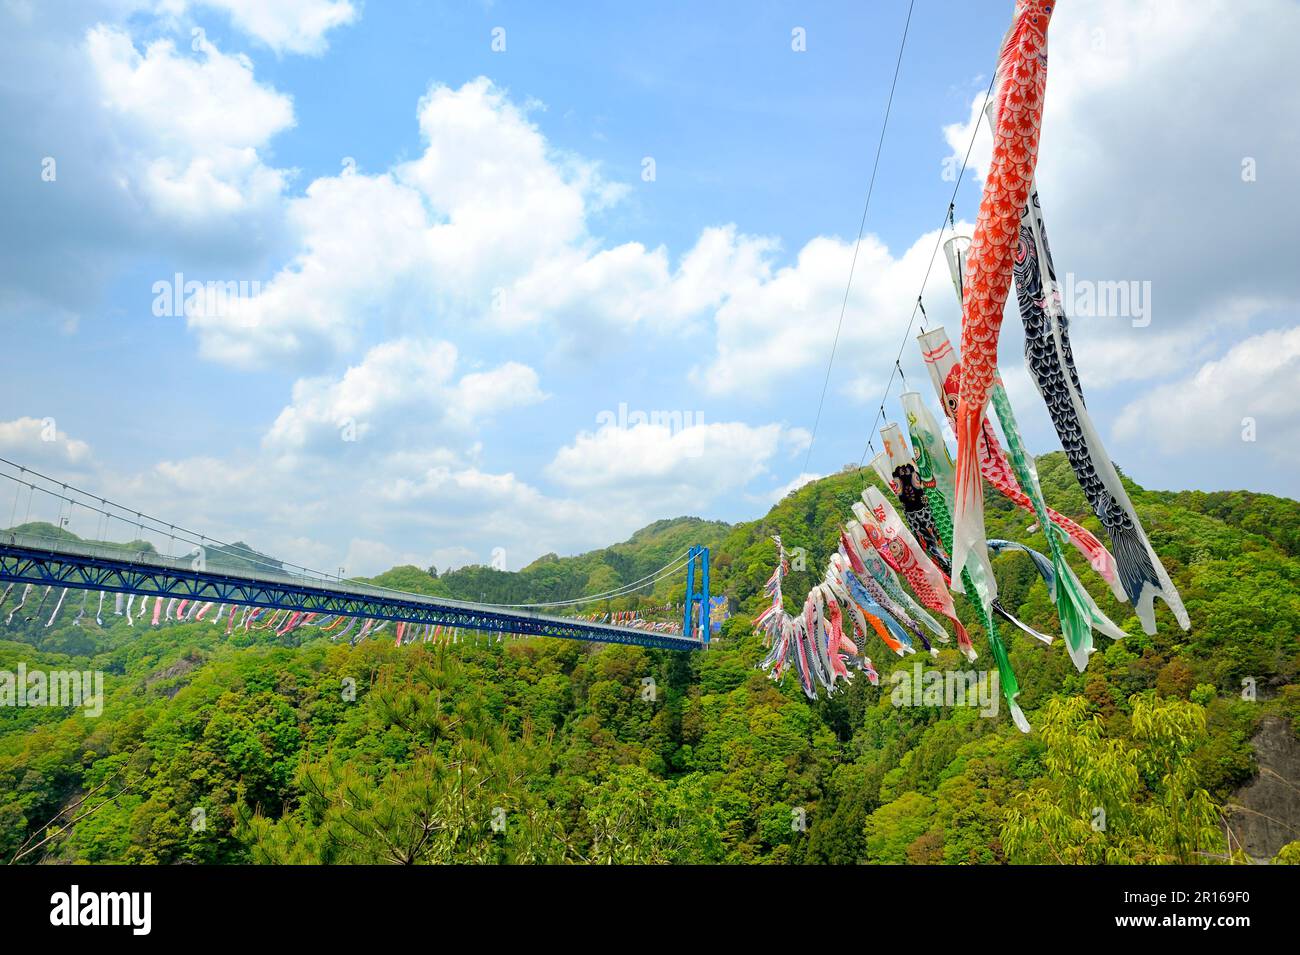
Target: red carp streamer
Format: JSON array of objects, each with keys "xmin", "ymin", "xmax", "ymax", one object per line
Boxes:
[{"xmin": 951, "ymin": 0, "xmax": 1055, "ymax": 591}]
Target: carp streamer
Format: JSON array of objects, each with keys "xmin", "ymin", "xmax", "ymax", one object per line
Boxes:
[
  {"xmin": 898, "ymin": 393, "xmax": 1050, "ymax": 645},
  {"xmin": 927, "ymin": 315, "xmax": 1125, "ymax": 668},
  {"xmin": 860, "ymin": 490, "xmax": 975, "ymax": 660},
  {"xmin": 921, "ymin": 324, "xmax": 1122, "ymax": 603},
  {"xmin": 890, "ymin": 406, "xmax": 1037, "ymax": 730},
  {"xmin": 843, "ymin": 520, "xmax": 946, "ymax": 648},
  {"xmin": 1010, "ymin": 177, "xmax": 1190, "ymax": 634},
  {"xmin": 987, "ymin": 375, "xmax": 1127, "ymax": 670},
  {"xmin": 758, "ymin": 539, "xmax": 881, "ymax": 698},
  {"xmin": 950, "ymin": 0, "xmax": 1054, "ymax": 593}
]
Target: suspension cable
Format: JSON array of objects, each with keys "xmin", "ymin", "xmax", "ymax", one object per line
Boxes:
[{"xmin": 493, "ymin": 550, "xmax": 694, "ymax": 608}]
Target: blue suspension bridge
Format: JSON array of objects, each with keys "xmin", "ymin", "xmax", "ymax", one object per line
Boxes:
[{"xmin": 0, "ymin": 458, "xmax": 711, "ymax": 653}]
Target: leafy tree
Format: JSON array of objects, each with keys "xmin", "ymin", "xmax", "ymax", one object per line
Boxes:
[
  {"xmin": 584, "ymin": 766, "xmax": 723, "ymax": 864},
  {"xmin": 1000, "ymin": 696, "xmax": 1222, "ymax": 863}
]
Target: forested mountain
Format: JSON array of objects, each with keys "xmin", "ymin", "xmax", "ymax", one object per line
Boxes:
[
  {"xmin": 1, "ymin": 453, "xmax": 1297, "ymax": 864},
  {"xmin": 364, "ymin": 516, "xmax": 731, "ymax": 608}
]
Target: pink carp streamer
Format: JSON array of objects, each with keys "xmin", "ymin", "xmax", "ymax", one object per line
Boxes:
[
  {"xmin": 951, "ymin": 0, "xmax": 1056, "ymax": 592},
  {"xmin": 842, "ymin": 521, "xmax": 948, "ymax": 646},
  {"xmin": 819, "ymin": 572, "xmax": 879, "ymax": 684},
  {"xmin": 857, "ymin": 490, "xmax": 976, "ymax": 661}
]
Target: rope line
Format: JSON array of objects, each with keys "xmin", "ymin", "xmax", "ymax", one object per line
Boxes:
[
  {"xmin": 857, "ymin": 68, "xmax": 998, "ymax": 469},
  {"xmin": 801, "ymin": 0, "xmax": 916, "ymax": 476}
]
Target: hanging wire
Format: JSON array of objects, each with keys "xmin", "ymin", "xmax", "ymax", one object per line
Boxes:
[
  {"xmin": 855, "ymin": 67, "xmax": 999, "ymax": 470},
  {"xmin": 801, "ymin": 0, "xmax": 916, "ymax": 477},
  {"xmin": 8, "ymin": 471, "xmax": 22, "ymax": 529}
]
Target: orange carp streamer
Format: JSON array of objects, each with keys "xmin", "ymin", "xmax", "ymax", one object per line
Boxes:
[{"xmin": 951, "ymin": 0, "xmax": 1055, "ymax": 590}]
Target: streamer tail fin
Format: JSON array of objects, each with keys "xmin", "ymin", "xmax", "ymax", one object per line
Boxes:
[
  {"xmin": 991, "ymin": 598, "xmax": 1053, "ymax": 645},
  {"xmin": 1052, "ymin": 546, "xmax": 1095, "ymax": 672},
  {"xmin": 1110, "ymin": 523, "xmax": 1191, "ymax": 635},
  {"xmin": 950, "ymin": 401, "xmax": 997, "ymax": 606}
]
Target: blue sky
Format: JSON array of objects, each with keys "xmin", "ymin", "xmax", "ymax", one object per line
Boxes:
[{"xmin": 2, "ymin": 0, "xmax": 1298, "ymax": 576}]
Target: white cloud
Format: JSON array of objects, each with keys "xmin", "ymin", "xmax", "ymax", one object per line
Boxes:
[
  {"xmin": 547, "ymin": 419, "xmax": 806, "ymax": 505},
  {"xmin": 262, "ymin": 338, "xmax": 546, "ymax": 456},
  {"xmin": 1114, "ymin": 326, "xmax": 1300, "ymax": 462},
  {"xmin": 398, "ymin": 78, "xmax": 614, "ymax": 289},
  {"xmin": 452, "ymin": 362, "xmax": 547, "ymax": 424},
  {"xmin": 0, "ymin": 5, "xmax": 302, "ymax": 321},
  {"xmin": 294, "ymin": 415, "xmax": 813, "ymax": 572},
  {"xmin": 0, "ymin": 417, "xmax": 94, "ymax": 472},
  {"xmin": 188, "ymin": 170, "xmax": 429, "ymax": 367},
  {"xmin": 85, "ymin": 25, "xmax": 294, "ymax": 225},
  {"xmin": 342, "ymin": 538, "xmax": 434, "ymax": 577},
  {"xmin": 499, "ymin": 225, "xmax": 777, "ymax": 345},
  {"xmin": 102, "ymin": 455, "xmax": 344, "ymax": 567},
  {"xmin": 371, "ymin": 465, "xmax": 611, "ymax": 565},
  {"xmin": 105, "ymin": 447, "xmax": 670, "ymax": 577},
  {"xmin": 184, "ymin": 78, "xmax": 785, "ymax": 369},
  {"xmin": 65, "ymin": 337, "xmax": 569, "ymax": 575},
  {"xmin": 187, "ymin": 77, "xmax": 634, "ymax": 368},
  {"xmin": 697, "ymin": 226, "xmax": 962, "ymax": 399},
  {"xmin": 171, "ymin": 0, "xmax": 358, "ymax": 56}
]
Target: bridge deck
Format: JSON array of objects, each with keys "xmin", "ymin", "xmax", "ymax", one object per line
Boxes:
[{"xmin": 0, "ymin": 532, "xmax": 701, "ymax": 652}]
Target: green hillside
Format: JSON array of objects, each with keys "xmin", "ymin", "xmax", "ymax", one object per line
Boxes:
[
  {"xmin": 1, "ymin": 453, "xmax": 1297, "ymax": 864},
  {"xmin": 363, "ymin": 515, "xmax": 731, "ymax": 609}
]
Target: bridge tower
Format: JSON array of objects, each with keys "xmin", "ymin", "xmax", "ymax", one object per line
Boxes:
[{"xmin": 682, "ymin": 544, "xmax": 711, "ymax": 645}]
